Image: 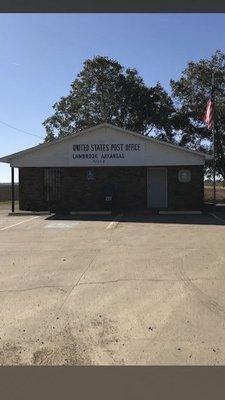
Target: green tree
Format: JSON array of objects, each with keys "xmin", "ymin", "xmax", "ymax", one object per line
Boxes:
[
  {"xmin": 171, "ymin": 50, "xmax": 225, "ymax": 179},
  {"xmin": 43, "ymin": 56, "xmax": 176, "ymax": 142}
]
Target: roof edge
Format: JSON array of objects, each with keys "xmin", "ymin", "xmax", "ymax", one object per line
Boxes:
[
  {"xmin": 0, "ymin": 124, "xmax": 108, "ymax": 163},
  {"xmin": 0, "ymin": 122, "xmax": 211, "ymax": 163}
]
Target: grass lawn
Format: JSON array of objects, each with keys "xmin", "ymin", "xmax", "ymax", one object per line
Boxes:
[{"xmin": 204, "ymin": 185, "xmax": 225, "ymax": 203}]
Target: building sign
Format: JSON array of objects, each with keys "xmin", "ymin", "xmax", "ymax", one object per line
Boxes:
[{"xmin": 72, "ymin": 143, "xmax": 141, "ymax": 164}]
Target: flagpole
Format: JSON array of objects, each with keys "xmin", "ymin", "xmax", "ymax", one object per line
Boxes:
[
  {"xmin": 212, "ymin": 126, "xmax": 216, "ymax": 207},
  {"xmin": 211, "ymin": 72, "xmax": 216, "ymax": 207}
]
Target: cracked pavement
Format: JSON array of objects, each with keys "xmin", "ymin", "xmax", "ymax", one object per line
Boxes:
[{"xmin": 1, "ymin": 206, "xmax": 225, "ymax": 365}]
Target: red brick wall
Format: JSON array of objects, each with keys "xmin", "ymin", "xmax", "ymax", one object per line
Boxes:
[
  {"xmin": 60, "ymin": 167, "xmax": 147, "ymax": 211},
  {"xmin": 19, "ymin": 165, "xmax": 204, "ymax": 211},
  {"xmin": 167, "ymin": 165, "xmax": 204, "ymax": 210},
  {"xmin": 19, "ymin": 167, "xmax": 147, "ymax": 211}
]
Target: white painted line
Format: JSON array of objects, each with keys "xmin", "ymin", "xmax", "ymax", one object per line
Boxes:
[
  {"xmin": 210, "ymin": 213, "xmax": 225, "ymax": 224},
  {"xmin": 44, "ymin": 222, "xmax": 79, "ymax": 229},
  {"xmin": 106, "ymin": 214, "xmax": 122, "ymax": 230},
  {"xmin": 0, "ymin": 216, "xmax": 40, "ymax": 231},
  {"xmin": 106, "ymin": 221, "xmax": 116, "ymax": 230}
]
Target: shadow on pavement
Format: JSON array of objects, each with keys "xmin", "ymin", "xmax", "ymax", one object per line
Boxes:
[
  {"xmin": 118, "ymin": 213, "xmax": 225, "ymax": 225},
  {"xmin": 46, "ymin": 210, "xmax": 225, "ymax": 226},
  {"xmin": 46, "ymin": 213, "xmax": 114, "ymax": 222}
]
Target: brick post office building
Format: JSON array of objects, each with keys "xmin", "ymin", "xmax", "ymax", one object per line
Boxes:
[{"xmin": 0, "ymin": 123, "xmax": 211, "ymax": 213}]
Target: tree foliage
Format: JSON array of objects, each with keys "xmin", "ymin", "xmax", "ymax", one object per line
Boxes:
[
  {"xmin": 171, "ymin": 50, "xmax": 225, "ymax": 179},
  {"xmin": 43, "ymin": 52, "xmax": 225, "ymax": 179},
  {"xmin": 43, "ymin": 56, "xmax": 176, "ymax": 142}
]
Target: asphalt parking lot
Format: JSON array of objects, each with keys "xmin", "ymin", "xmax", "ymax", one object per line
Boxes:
[{"xmin": 1, "ymin": 205, "xmax": 225, "ymax": 365}]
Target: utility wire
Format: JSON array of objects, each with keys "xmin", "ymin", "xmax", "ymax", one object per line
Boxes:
[{"xmin": 0, "ymin": 119, "xmax": 44, "ymax": 139}]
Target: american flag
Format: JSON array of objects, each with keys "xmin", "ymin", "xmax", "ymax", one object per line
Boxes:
[{"xmin": 204, "ymin": 90, "xmax": 214, "ymax": 130}]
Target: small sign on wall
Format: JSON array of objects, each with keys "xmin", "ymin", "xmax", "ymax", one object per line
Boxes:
[
  {"xmin": 86, "ymin": 170, "xmax": 95, "ymax": 181},
  {"xmin": 105, "ymin": 196, "xmax": 112, "ymax": 202},
  {"xmin": 178, "ymin": 169, "xmax": 191, "ymax": 183}
]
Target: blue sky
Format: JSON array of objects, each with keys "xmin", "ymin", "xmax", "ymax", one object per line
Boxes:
[{"xmin": 0, "ymin": 13, "xmax": 225, "ymax": 182}]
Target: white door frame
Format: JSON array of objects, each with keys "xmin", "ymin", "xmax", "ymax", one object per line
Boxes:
[{"xmin": 147, "ymin": 167, "xmax": 168, "ymax": 208}]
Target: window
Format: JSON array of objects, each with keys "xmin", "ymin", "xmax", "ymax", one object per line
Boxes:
[
  {"xmin": 178, "ymin": 169, "xmax": 191, "ymax": 183},
  {"xmin": 44, "ymin": 168, "xmax": 61, "ymax": 201}
]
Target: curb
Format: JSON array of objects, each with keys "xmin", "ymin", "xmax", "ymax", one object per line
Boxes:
[{"xmin": 8, "ymin": 212, "xmax": 51, "ymax": 216}]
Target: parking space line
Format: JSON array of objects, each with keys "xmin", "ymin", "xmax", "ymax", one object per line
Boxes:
[
  {"xmin": 0, "ymin": 216, "xmax": 40, "ymax": 231},
  {"xmin": 106, "ymin": 214, "xmax": 123, "ymax": 230}
]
